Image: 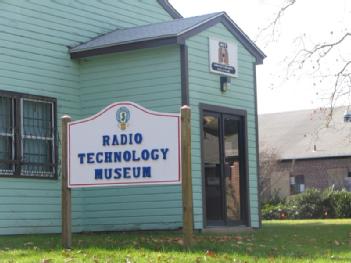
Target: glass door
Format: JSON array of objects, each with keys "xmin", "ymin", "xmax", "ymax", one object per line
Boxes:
[
  {"xmin": 223, "ymin": 116, "xmax": 245, "ymax": 225},
  {"xmin": 203, "ymin": 112, "xmax": 224, "ymax": 224},
  {"xmin": 202, "ymin": 110, "xmax": 247, "ymax": 226}
]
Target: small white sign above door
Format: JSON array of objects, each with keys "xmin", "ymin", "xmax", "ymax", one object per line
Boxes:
[{"xmin": 209, "ymin": 38, "xmax": 238, "ymax": 78}]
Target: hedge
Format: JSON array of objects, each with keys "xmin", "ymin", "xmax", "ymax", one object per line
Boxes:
[{"xmin": 262, "ymin": 188, "xmax": 351, "ymax": 220}]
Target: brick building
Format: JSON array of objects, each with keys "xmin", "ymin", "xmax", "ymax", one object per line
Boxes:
[{"xmin": 259, "ymin": 107, "xmax": 351, "ymax": 198}]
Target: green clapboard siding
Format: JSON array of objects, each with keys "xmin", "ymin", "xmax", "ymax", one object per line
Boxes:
[
  {"xmin": 78, "ymin": 45, "xmax": 182, "ymax": 232},
  {"xmin": 0, "ymin": 0, "xmax": 175, "ymax": 235},
  {"xmin": 0, "ymin": 1, "xmax": 260, "ymax": 235},
  {"xmin": 186, "ymin": 23, "xmax": 260, "ymax": 229}
]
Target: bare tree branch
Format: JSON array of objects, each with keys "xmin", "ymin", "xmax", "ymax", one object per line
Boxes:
[
  {"xmin": 286, "ymin": 31, "xmax": 351, "ymax": 114},
  {"xmin": 256, "ymin": 0, "xmax": 296, "ymax": 43}
]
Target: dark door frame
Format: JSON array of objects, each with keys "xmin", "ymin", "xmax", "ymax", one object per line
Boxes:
[{"xmin": 200, "ymin": 103, "xmax": 250, "ymax": 228}]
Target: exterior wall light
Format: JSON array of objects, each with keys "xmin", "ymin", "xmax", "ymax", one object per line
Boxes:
[{"xmin": 220, "ymin": 76, "xmax": 231, "ymax": 92}]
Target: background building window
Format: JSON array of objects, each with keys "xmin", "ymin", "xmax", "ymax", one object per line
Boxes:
[
  {"xmin": 290, "ymin": 175, "xmax": 305, "ymax": 194},
  {"xmin": 344, "ymin": 112, "xmax": 351, "ymax": 123},
  {"xmin": 0, "ymin": 92, "xmax": 56, "ymax": 179}
]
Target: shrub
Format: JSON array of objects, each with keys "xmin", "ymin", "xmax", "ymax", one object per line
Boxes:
[
  {"xmin": 261, "ymin": 188, "xmax": 351, "ymax": 220},
  {"xmin": 261, "ymin": 190, "xmax": 286, "ymax": 207},
  {"xmin": 261, "ymin": 191, "xmax": 290, "ymax": 220},
  {"xmin": 288, "ymin": 188, "xmax": 324, "ymax": 219},
  {"xmin": 262, "ymin": 203, "xmax": 288, "ymax": 220},
  {"xmin": 327, "ymin": 190, "xmax": 351, "ymax": 218},
  {"xmin": 262, "ymin": 203, "xmax": 300, "ymax": 220}
]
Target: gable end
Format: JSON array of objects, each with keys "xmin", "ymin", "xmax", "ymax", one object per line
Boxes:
[{"xmin": 179, "ymin": 13, "xmax": 266, "ymax": 64}]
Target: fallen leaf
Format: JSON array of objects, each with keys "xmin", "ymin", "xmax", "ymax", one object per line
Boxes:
[
  {"xmin": 176, "ymin": 239, "xmax": 184, "ymax": 245},
  {"xmin": 205, "ymin": 250, "xmax": 216, "ymax": 257}
]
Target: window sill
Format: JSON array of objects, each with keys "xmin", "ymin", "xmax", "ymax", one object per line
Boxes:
[{"xmin": 0, "ymin": 173, "xmax": 57, "ymax": 180}]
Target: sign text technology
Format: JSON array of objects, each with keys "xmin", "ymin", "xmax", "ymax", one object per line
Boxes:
[{"xmin": 68, "ymin": 102, "xmax": 181, "ymax": 188}]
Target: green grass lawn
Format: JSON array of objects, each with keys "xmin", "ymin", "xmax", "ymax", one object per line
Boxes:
[{"xmin": 0, "ymin": 219, "xmax": 350, "ymax": 263}]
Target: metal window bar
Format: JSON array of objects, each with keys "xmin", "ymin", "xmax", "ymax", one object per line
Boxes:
[
  {"xmin": 21, "ymin": 98, "xmax": 55, "ymax": 178},
  {"xmin": 0, "ymin": 96, "xmax": 15, "ymax": 175}
]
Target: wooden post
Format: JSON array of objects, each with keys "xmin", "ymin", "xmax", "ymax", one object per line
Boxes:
[
  {"xmin": 61, "ymin": 115, "xmax": 72, "ymax": 249},
  {"xmin": 181, "ymin": 105, "xmax": 193, "ymax": 248}
]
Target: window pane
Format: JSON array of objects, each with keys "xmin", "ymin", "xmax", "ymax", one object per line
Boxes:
[
  {"xmin": 0, "ymin": 96, "xmax": 12, "ymax": 134},
  {"xmin": 296, "ymin": 175, "xmax": 304, "ymax": 184},
  {"xmin": 0, "ymin": 136, "xmax": 12, "ymax": 171},
  {"xmin": 22, "ymin": 138, "xmax": 53, "ymax": 175},
  {"xmin": 224, "ymin": 118, "xmax": 241, "ymax": 222},
  {"xmin": 203, "ymin": 113, "xmax": 223, "ymax": 221},
  {"xmin": 23, "ymin": 100, "xmax": 52, "ymax": 138},
  {"xmin": 0, "ymin": 96, "xmax": 13, "ymax": 174}
]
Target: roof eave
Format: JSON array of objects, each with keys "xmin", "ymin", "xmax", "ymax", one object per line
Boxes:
[
  {"xmin": 280, "ymin": 154, "xmax": 351, "ymax": 162},
  {"xmin": 177, "ymin": 13, "xmax": 266, "ymax": 65},
  {"xmin": 222, "ymin": 13, "xmax": 266, "ymax": 64},
  {"xmin": 70, "ymin": 36, "xmax": 180, "ymax": 59},
  {"xmin": 157, "ymin": 0, "xmax": 183, "ymax": 19},
  {"xmin": 70, "ymin": 12, "xmax": 266, "ymax": 63}
]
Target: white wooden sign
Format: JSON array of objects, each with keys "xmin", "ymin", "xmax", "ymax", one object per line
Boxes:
[
  {"xmin": 209, "ymin": 38, "xmax": 238, "ymax": 77},
  {"xmin": 67, "ymin": 102, "xmax": 180, "ymax": 188}
]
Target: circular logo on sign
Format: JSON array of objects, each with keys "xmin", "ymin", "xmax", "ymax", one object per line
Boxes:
[{"xmin": 116, "ymin": 107, "xmax": 130, "ymax": 130}]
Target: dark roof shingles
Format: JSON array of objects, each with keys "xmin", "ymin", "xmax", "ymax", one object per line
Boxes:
[
  {"xmin": 259, "ymin": 107, "xmax": 351, "ymax": 159},
  {"xmin": 70, "ymin": 13, "xmax": 221, "ymax": 52}
]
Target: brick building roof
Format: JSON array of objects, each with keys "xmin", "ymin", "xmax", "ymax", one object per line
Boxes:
[{"xmin": 259, "ymin": 106, "xmax": 351, "ymax": 160}]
